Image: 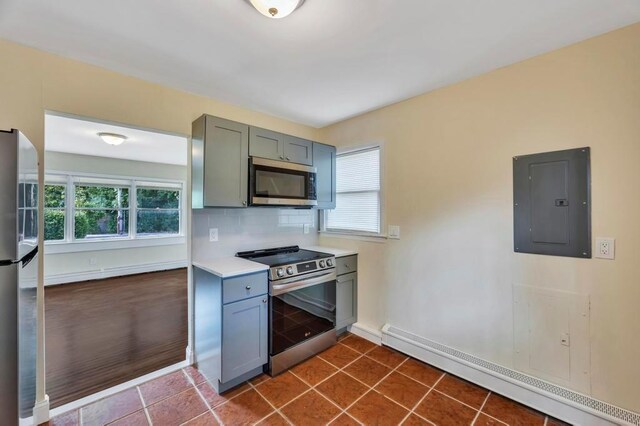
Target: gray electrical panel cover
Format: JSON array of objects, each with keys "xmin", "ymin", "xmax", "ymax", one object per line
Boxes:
[{"xmin": 513, "ymin": 147, "xmax": 591, "ymax": 258}]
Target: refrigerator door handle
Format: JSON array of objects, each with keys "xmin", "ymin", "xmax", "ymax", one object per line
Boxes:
[
  {"xmin": 0, "ymin": 246, "xmax": 38, "ymax": 268},
  {"xmin": 20, "ymin": 246, "xmax": 38, "ymax": 268}
]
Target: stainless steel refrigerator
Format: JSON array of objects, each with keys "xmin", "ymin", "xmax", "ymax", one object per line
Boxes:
[{"xmin": 0, "ymin": 129, "xmax": 38, "ymax": 423}]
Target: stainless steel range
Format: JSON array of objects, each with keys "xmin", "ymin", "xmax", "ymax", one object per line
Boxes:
[{"xmin": 237, "ymin": 246, "xmax": 337, "ymax": 375}]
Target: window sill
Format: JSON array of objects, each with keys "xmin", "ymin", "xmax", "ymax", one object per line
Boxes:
[
  {"xmin": 44, "ymin": 235, "xmax": 186, "ymax": 254},
  {"xmin": 318, "ymin": 230, "xmax": 388, "ymax": 243}
]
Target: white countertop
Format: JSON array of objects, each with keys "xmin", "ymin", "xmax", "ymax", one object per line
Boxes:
[
  {"xmin": 303, "ymin": 245, "xmax": 358, "ymax": 258},
  {"xmin": 192, "ymin": 257, "xmax": 268, "ymax": 278}
]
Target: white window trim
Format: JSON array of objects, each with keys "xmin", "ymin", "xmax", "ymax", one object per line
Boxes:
[
  {"xmin": 319, "ymin": 142, "xmax": 387, "ymax": 240},
  {"xmin": 44, "ymin": 170, "xmax": 187, "ymax": 254}
]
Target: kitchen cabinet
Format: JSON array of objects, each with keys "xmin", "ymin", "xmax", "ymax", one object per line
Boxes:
[
  {"xmin": 335, "ymin": 255, "xmax": 357, "ymax": 330},
  {"xmin": 221, "ymin": 295, "xmax": 268, "ymax": 382},
  {"xmin": 284, "ymin": 135, "xmax": 313, "ymax": 165},
  {"xmin": 249, "ymin": 126, "xmax": 313, "ymax": 166},
  {"xmin": 249, "ymin": 126, "xmax": 285, "ymax": 161},
  {"xmin": 192, "ymin": 115, "xmax": 249, "ymax": 208},
  {"xmin": 313, "ymin": 143, "xmax": 337, "ymax": 209},
  {"xmin": 192, "ymin": 114, "xmax": 336, "ymax": 208},
  {"xmin": 193, "ymin": 267, "xmax": 268, "ymax": 392}
]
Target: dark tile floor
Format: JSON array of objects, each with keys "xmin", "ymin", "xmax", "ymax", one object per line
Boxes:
[{"xmin": 45, "ymin": 334, "xmax": 570, "ymax": 426}]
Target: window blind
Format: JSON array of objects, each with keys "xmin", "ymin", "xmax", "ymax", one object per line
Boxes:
[{"xmin": 326, "ymin": 147, "xmax": 381, "ymax": 234}]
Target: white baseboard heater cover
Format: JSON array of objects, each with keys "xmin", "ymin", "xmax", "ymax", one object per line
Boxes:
[{"xmin": 382, "ymin": 324, "xmax": 640, "ymax": 426}]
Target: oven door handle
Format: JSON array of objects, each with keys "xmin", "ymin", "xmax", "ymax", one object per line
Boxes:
[{"xmin": 271, "ymin": 271, "xmax": 337, "ymax": 296}]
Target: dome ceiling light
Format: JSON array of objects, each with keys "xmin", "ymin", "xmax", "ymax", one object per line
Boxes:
[
  {"xmin": 248, "ymin": 0, "xmax": 305, "ymax": 19},
  {"xmin": 98, "ymin": 132, "xmax": 127, "ymax": 146}
]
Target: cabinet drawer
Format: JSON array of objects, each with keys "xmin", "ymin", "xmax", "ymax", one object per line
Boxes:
[
  {"xmin": 223, "ymin": 272, "xmax": 268, "ymax": 304},
  {"xmin": 336, "ymin": 255, "xmax": 357, "ymax": 275}
]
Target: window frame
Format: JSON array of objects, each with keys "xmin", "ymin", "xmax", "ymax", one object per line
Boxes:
[
  {"xmin": 44, "ymin": 171, "xmax": 186, "ymax": 253},
  {"xmin": 320, "ymin": 143, "xmax": 386, "ymax": 239}
]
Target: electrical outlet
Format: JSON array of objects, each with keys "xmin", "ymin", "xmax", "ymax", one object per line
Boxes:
[
  {"xmin": 209, "ymin": 228, "xmax": 219, "ymax": 242},
  {"xmin": 303, "ymin": 224, "xmax": 310, "ymax": 234},
  {"xmin": 595, "ymin": 237, "xmax": 615, "ymax": 259},
  {"xmin": 388, "ymin": 225, "xmax": 400, "ymax": 239}
]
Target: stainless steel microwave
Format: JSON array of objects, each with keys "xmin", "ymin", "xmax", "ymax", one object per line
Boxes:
[{"xmin": 249, "ymin": 157, "xmax": 317, "ymax": 207}]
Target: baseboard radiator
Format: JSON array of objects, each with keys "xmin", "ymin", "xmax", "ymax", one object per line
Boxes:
[{"xmin": 382, "ymin": 324, "xmax": 639, "ymax": 426}]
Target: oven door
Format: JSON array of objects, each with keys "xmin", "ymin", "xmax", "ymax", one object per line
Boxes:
[
  {"xmin": 269, "ymin": 270, "xmax": 336, "ymax": 356},
  {"xmin": 249, "ymin": 157, "xmax": 317, "ymax": 207}
]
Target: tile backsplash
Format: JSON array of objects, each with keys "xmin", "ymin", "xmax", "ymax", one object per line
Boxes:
[{"xmin": 192, "ymin": 208, "xmax": 319, "ymax": 261}]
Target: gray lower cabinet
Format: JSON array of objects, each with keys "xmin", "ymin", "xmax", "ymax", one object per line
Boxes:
[
  {"xmin": 221, "ymin": 295, "xmax": 268, "ymax": 382},
  {"xmin": 192, "ymin": 115, "xmax": 249, "ymax": 208},
  {"xmin": 194, "ymin": 267, "xmax": 268, "ymax": 392},
  {"xmin": 335, "ymin": 255, "xmax": 358, "ymax": 330},
  {"xmin": 313, "ymin": 142, "xmax": 336, "ymax": 209}
]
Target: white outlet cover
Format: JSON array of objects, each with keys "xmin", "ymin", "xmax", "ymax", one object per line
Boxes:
[
  {"xmin": 303, "ymin": 224, "xmax": 310, "ymax": 234},
  {"xmin": 209, "ymin": 228, "xmax": 219, "ymax": 242},
  {"xmin": 388, "ymin": 225, "xmax": 400, "ymax": 239},
  {"xmin": 595, "ymin": 237, "xmax": 615, "ymax": 259}
]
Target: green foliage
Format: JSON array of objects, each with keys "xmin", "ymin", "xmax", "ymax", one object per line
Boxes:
[
  {"xmin": 137, "ymin": 188, "xmax": 179, "ymax": 209},
  {"xmin": 44, "ymin": 185, "xmax": 65, "ymax": 208},
  {"xmin": 44, "ymin": 210, "xmax": 65, "ymax": 241},
  {"xmin": 75, "ymin": 210, "xmax": 129, "ymax": 239},
  {"xmin": 137, "ymin": 211, "xmax": 179, "ymax": 235},
  {"xmin": 75, "ymin": 185, "xmax": 129, "ymax": 208}
]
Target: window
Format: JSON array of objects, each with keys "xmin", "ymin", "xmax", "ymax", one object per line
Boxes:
[
  {"xmin": 74, "ymin": 184, "xmax": 130, "ymax": 239},
  {"xmin": 136, "ymin": 186, "xmax": 181, "ymax": 236},
  {"xmin": 19, "ymin": 180, "xmax": 39, "ymax": 242},
  {"xmin": 323, "ymin": 146, "xmax": 382, "ymax": 235},
  {"xmin": 44, "ymin": 184, "xmax": 66, "ymax": 241},
  {"xmin": 43, "ymin": 174, "xmax": 184, "ymax": 245}
]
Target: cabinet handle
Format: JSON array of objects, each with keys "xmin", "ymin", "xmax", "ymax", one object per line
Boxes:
[
  {"xmin": 279, "ymin": 156, "xmax": 284, "ymax": 160},
  {"xmin": 242, "ymin": 201, "xmax": 247, "ymax": 206},
  {"xmin": 286, "ymin": 157, "xmax": 290, "ymax": 161},
  {"xmin": 262, "ymin": 299, "xmax": 267, "ymax": 303},
  {"xmin": 246, "ymin": 285, "xmax": 252, "ymax": 290}
]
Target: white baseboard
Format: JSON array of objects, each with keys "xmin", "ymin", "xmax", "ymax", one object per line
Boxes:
[
  {"xmin": 348, "ymin": 322, "xmax": 383, "ymax": 345},
  {"xmin": 44, "ymin": 260, "xmax": 188, "ymax": 286},
  {"xmin": 382, "ymin": 324, "xmax": 639, "ymax": 426}
]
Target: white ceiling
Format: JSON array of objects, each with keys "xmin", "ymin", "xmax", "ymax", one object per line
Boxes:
[
  {"xmin": 45, "ymin": 114, "xmax": 188, "ymax": 165},
  {"xmin": 2, "ymin": 1, "xmax": 639, "ymax": 127}
]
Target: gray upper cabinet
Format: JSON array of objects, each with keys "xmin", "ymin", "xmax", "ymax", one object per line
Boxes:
[
  {"xmin": 249, "ymin": 127, "xmax": 285, "ymax": 161},
  {"xmin": 221, "ymin": 295, "xmax": 268, "ymax": 382},
  {"xmin": 313, "ymin": 143, "xmax": 336, "ymax": 209},
  {"xmin": 284, "ymin": 136, "xmax": 313, "ymax": 165},
  {"xmin": 192, "ymin": 115, "xmax": 249, "ymax": 208},
  {"xmin": 249, "ymin": 126, "xmax": 313, "ymax": 166}
]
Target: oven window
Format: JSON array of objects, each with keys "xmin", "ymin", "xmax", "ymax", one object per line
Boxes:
[
  {"xmin": 256, "ymin": 170, "xmax": 306, "ymax": 199},
  {"xmin": 271, "ymin": 280, "xmax": 336, "ymax": 355}
]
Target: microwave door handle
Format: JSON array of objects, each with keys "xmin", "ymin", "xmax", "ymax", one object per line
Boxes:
[{"xmin": 271, "ymin": 271, "xmax": 337, "ymax": 296}]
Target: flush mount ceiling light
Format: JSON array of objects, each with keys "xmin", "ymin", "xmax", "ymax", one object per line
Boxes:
[
  {"xmin": 97, "ymin": 132, "xmax": 127, "ymax": 146},
  {"xmin": 248, "ymin": 0, "xmax": 305, "ymax": 19}
]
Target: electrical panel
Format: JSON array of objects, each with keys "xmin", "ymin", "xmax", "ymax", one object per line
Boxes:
[{"xmin": 513, "ymin": 147, "xmax": 591, "ymax": 258}]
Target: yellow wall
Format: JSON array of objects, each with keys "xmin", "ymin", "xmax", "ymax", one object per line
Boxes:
[{"xmin": 319, "ymin": 23, "xmax": 640, "ymax": 412}]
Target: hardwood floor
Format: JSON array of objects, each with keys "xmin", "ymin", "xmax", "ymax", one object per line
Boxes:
[{"xmin": 45, "ymin": 268, "xmax": 188, "ymax": 408}]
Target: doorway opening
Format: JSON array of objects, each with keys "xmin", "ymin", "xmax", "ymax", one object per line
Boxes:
[{"xmin": 43, "ymin": 112, "xmax": 189, "ymax": 409}]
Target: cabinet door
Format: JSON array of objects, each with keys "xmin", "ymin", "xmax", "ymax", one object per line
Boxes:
[
  {"xmin": 313, "ymin": 143, "xmax": 336, "ymax": 209},
  {"xmin": 221, "ymin": 295, "xmax": 268, "ymax": 382},
  {"xmin": 284, "ymin": 136, "xmax": 313, "ymax": 165},
  {"xmin": 203, "ymin": 116, "xmax": 249, "ymax": 207},
  {"xmin": 336, "ymin": 272, "xmax": 357, "ymax": 329},
  {"xmin": 249, "ymin": 127, "xmax": 285, "ymax": 161}
]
